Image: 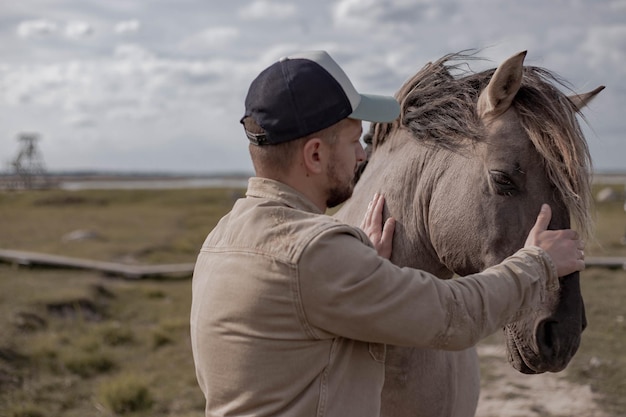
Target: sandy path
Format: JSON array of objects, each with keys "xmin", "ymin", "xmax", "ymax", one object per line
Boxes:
[{"xmin": 476, "ymin": 344, "xmax": 607, "ymax": 417}]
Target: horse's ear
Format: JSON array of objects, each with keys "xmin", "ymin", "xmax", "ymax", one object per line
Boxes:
[
  {"xmin": 568, "ymin": 86, "xmax": 605, "ymax": 112},
  {"xmin": 477, "ymin": 51, "xmax": 527, "ymax": 120}
]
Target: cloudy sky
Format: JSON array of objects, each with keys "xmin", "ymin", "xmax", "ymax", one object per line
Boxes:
[{"xmin": 1, "ymin": 0, "xmax": 624, "ymax": 174}]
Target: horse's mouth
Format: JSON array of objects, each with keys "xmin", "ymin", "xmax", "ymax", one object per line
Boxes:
[
  {"xmin": 505, "ymin": 327, "xmax": 544, "ymax": 374},
  {"xmin": 504, "ymin": 326, "xmax": 568, "ymax": 374},
  {"xmin": 504, "ymin": 321, "xmax": 573, "ymax": 374}
]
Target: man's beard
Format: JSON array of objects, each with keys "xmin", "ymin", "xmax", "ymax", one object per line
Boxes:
[{"xmin": 325, "ymin": 159, "xmax": 357, "ymax": 209}]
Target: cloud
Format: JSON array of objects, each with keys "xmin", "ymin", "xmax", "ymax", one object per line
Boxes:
[
  {"xmin": 65, "ymin": 21, "xmax": 93, "ymax": 39},
  {"xmin": 610, "ymin": 0, "xmax": 626, "ymax": 12},
  {"xmin": 65, "ymin": 114, "xmax": 97, "ymax": 128},
  {"xmin": 17, "ymin": 19, "xmax": 59, "ymax": 38},
  {"xmin": 114, "ymin": 19, "xmax": 141, "ymax": 35},
  {"xmin": 332, "ymin": 0, "xmax": 455, "ymax": 31},
  {"xmin": 2, "ymin": 0, "xmax": 623, "ymax": 173},
  {"xmin": 180, "ymin": 27, "xmax": 240, "ymax": 52},
  {"xmin": 239, "ymin": 0, "xmax": 297, "ymax": 20},
  {"xmin": 113, "ymin": 43, "xmax": 155, "ymax": 61},
  {"xmin": 581, "ymin": 24, "xmax": 626, "ymax": 70},
  {"xmin": 0, "ymin": 43, "xmax": 253, "ymax": 133},
  {"xmin": 17, "ymin": 19, "xmax": 93, "ymax": 40}
]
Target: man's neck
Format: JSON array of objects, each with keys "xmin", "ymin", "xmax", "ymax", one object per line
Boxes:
[{"xmin": 257, "ymin": 170, "xmax": 327, "ymax": 213}]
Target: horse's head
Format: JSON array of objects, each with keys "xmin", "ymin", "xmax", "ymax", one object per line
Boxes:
[{"xmin": 361, "ymin": 51, "xmax": 603, "ymax": 374}]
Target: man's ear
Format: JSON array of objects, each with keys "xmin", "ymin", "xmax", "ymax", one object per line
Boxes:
[{"xmin": 302, "ymin": 137, "xmax": 326, "ymax": 175}]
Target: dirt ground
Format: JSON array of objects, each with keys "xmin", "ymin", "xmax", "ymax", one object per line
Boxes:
[{"xmin": 476, "ymin": 344, "xmax": 607, "ymax": 417}]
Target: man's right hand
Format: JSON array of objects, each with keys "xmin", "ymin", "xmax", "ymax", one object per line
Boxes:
[{"xmin": 524, "ymin": 204, "xmax": 585, "ymax": 276}]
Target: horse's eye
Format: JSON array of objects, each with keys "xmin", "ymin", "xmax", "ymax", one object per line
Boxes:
[{"xmin": 490, "ymin": 170, "xmax": 517, "ymax": 195}]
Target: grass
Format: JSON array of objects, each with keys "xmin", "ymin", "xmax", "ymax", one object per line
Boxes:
[
  {"xmin": 577, "ymin": 185, "xmax": 626, "ymax": 415},
  {"xmin": 570, "ymin": 267, "xmax": 626, "ymax": 415},
  {"xmin": 0, "ymin": 188, "xmax": 234, "ymax": 416},
  {"xmin": 0, "ymin": 267, "xmax": 205, "ymax": 416},
  {"xmin": 0, "ymin": 188, "xmax": 241, "ymax": 264},
  {"xmin": 0, "ymin": 185, "xmax": 625, "ymax": 416},
  {"xmin": 98, "ymin": 374, "xmax": 154, "ymax": 414}
]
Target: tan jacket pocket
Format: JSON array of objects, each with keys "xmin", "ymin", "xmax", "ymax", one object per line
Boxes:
[{"xmin": 368, "ymin": 343, "xmax": 386, "ymax": 363}]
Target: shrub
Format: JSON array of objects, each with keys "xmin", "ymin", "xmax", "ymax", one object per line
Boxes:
[
  {"xmin": 152, "ymin": 319, "xmax": 187, "ymax": 349},
  {"xmin": 99, "ymin": 374, "xmax": 153, "ymax": 414},
  {"xmin": 152, "ymin": 328, "xmax": 174, "ymax": 348},
  {"xmin": 9, "ymin": 404, "xmax": 45, "ymax": 417},
  {"xmin": 64, "ymin": 351, "xmax": 115, "ymax": 377},
  {"xmin": 100, "ymin": 324, "xmax": 134, "ymax": 346}
]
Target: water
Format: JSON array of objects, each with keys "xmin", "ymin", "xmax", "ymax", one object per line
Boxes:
[{"xmin": 59, "ymin": 177, "xmax": 250, "ymax": 190}]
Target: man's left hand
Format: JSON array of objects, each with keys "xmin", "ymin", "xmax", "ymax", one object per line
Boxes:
[{"xmin": 360, "ymin": 193, "xmax": 395, "ymax": 259}]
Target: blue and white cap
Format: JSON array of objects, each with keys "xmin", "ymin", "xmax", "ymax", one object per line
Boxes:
[{"xmin": 241, "ymin": 50, "xmax": 400, "ymax": 145}]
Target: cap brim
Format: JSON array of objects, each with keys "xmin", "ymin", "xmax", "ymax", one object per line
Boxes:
[{"xmin": 349, "ymin": 94, "xmax": 400, "ymax": 123}]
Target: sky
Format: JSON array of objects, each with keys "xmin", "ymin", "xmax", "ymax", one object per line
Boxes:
[{"xmin": 1, "ymin": 0, "xmax": 624, "ymax": 174}]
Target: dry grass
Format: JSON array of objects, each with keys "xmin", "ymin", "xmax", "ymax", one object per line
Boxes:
[
  {"xmin": 0, "ymin": 187, "xmax": 237, "ymax": 416},
  {"xmin": 0, "ymin": 185, "xmax": 624, "ymax": 416}
]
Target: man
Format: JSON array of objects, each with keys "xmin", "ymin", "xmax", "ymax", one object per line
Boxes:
[{"xmin": 190, "ymin": 50, "xmax": 585, "ymax": 417}]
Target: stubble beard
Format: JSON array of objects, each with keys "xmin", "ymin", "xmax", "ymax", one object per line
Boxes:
[{"xmin": 325, "ymin": 159, "xmax": 357, "ymax": 209}]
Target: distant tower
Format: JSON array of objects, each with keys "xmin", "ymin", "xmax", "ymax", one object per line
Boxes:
[
  {"xmin": 10, "ymin": 132, "xmax": 50, "ymax": 189},
  {"xmin": 623, "ymin": 184, "xmax": 626, "ymax": 245}
]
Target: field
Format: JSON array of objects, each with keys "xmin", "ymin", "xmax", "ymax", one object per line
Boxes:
[{"xmin": 0, "ymin": 184, "xmax": 625, "ymax": 416}]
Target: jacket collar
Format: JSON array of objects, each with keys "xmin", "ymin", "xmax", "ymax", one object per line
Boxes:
[{"xmin": 246, "ymin": 177, "xmax": 324, "ymax": 215}]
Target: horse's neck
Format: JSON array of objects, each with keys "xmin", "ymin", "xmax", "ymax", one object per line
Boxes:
[{"xmin": 337, "ymin": 130, "xmax": 453, "ymax": 279}]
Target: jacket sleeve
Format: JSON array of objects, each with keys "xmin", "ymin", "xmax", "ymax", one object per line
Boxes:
[{"xmin": 297, "ymin": 225, "xmax": 559, "ymax": 350}]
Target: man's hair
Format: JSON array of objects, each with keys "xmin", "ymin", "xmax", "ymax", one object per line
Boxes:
[{"xmin": 244, "ymin": 117, "xmax": 339, "ymax": 176}]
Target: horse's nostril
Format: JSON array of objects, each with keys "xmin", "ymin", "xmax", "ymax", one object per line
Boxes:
[
  {"xmin": 536, "ymin": 319, "xmax": 557, "ymax": 359},
  {"xmin": 581, "ymin": 300, "xmax": 588, "ymax": 331}
]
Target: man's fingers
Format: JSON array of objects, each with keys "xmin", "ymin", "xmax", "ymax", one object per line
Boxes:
[
  {"xmin": 532, "ymin": 204, "xmax": 552, "ymax": 232},
  {"xmin": 381, "ymin": 217, "xmax": 396, "ymax": 245},
  {"xmin": 372, "ymin": 193, "xmax": 384, "ymax": 225},
  {"xmin": 361, "ymin": 193, "xmax": 377, "ymax": 229},
  {"xmin": 373, "ymin": 193, "xmax": 385, "ymax": 216},
  {"xmin": 360, "ymin": 193, "xmax": 395, "ymax": 259},
  {"xmin": 522, "ymin": 203, "xmax": 588, "ymax": 276},
  {"xmin": 553, "ymin": 229, "xmax": 580, "ymax": 241}
]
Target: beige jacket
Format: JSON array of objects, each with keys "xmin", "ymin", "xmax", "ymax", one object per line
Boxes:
[{"xmin": 190, "ymin": 177, "xmax": 558, "ymax": 417}]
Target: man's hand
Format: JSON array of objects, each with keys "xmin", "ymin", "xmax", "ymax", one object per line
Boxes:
[
  {"xmin": 360, "ymin": 193, "xmax": 396, "ymax": 259},
  {"xmin": 524, "ymin": 204, "xmax": 586, "ymax": 276}
]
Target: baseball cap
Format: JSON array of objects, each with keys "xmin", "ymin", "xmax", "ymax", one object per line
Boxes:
[{"xmin": 241, "ymin": 50, "xmax": 400, "ymax": 145}]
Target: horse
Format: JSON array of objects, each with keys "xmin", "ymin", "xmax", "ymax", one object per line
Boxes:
[{"xmin": 334, "ymin": 50, "xmax": 604, "ymax": 417}]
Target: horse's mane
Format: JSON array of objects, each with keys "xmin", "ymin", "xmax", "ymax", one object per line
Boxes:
[{"xmin": 367, "ymin": 52, "xmax": 593, "ymax": 238}]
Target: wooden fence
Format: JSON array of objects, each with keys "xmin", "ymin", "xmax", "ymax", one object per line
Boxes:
[
  {"xmin": 0, "ymin": 249, "xmax": 624, "ymax": 280},
  {"xmin": 0, "ymin": 249, "xmax": 194, "ymax": 279}
]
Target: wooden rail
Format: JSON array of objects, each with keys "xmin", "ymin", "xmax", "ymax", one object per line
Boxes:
[
  {"xmin": 584, "ymin": 256, "xmax": 626, "ymax": 270},
  {"xmin": 0, "ymin": 249, "xmax": 195, "ymax": 279},
  {"xmin": 0, "ymin": 249, "xmax": 624, "ymax": 280}
]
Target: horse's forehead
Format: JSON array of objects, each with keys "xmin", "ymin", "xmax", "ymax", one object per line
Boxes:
[{"xmin": 483, "ymin": 109, "xmax": 534, "ymax": 155}]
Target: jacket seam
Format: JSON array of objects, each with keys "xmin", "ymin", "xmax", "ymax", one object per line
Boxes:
[{"xmin": 290, "ymin": 223, "xmax": 370, "ymax": 341}]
